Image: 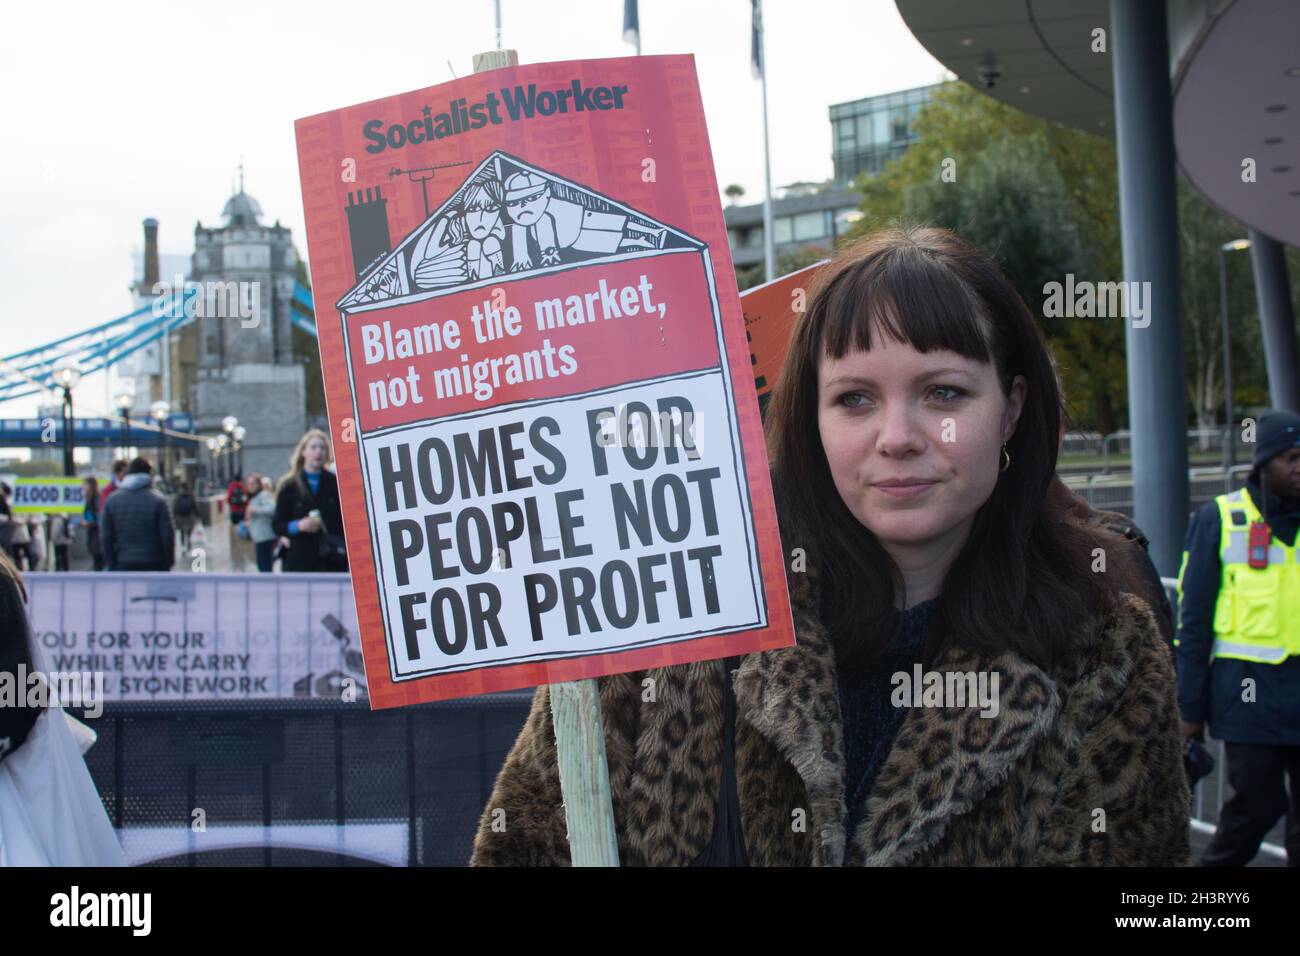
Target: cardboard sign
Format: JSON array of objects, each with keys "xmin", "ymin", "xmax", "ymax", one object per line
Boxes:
[
  {"xmin": 295, "ymin": 55, "xmax": 794, "ymax": 708},
  {"xmin": 11, "ymin": 477, "xmax": 86, "ymax": 514},
  {"xmin": 740, "ymin": 261, "xmax": 826, "ymax": 417}
]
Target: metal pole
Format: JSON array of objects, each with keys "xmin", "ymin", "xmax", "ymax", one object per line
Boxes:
[
  {"xmin": 1219, "ymin": 246, "xmax": 1234, "ymax": 469},
  {"xmin": 62, "ymin": 388, "xmax": 75, "ymax": 477},
  {"xmin": 758, "ymin": 1, "xmax": 776, "ymax": 283},
  {"xmin": 1248, "ymin": 228, "xmax": 1300, "ymax": 413},
  {"xmin": 1109, "ymin": 0, "xmax": 1189, "ymax": 577}
]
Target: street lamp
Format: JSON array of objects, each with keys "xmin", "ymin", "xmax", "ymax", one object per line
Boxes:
[
  {"xmin": 217, "ymin": 434, "xmax": 231, "ymax": 484},
  {"xmin": 206, "ymin": 437, "xmax": 219, "ymax": 487},
  {"xmin": 52, "ymin": 357, "xmax": 83, "ymax": 478},
  {"xmin": 151, "ymin": 400, "xmax": 171, "ymax": 481},
  {"xmin": 233, "ymin": 424, "xmax": 247, "ymax": 478},
  {"xmin": 221, "ymin": 417, "xmax": 240, "ymax": 482},
  {"xmin": 1219, "ymin": 238, "xmax": 1252, "ymax": 470},
  {"xmin": 114, "ymin": 381, "xmax": 136, "ymax": 457}
]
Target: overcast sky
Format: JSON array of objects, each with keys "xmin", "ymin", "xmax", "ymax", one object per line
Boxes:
[{"xmin": 0, "ymin": 0, "xmax": 945, "ymax": 418}]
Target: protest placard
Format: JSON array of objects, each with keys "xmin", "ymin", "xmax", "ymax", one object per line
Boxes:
[
  {"xmin": 739, "ymin": 260, "xmax": 826, "ymax": 416},
  {"xmin": 295, "ymin": 55, "xmax": 793, "ymax": 708}
]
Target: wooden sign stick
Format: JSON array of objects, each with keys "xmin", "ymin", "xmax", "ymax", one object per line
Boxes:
[{"xmin": 472, "ymin": 48, "xmax": 621, "ymax": 868}]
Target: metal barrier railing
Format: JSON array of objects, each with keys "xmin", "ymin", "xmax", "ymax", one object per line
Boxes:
[
  {"xmin": 1160, "ymin": 577, "xmax": 1287, "ymax": 862},
  {"xmin": 1063, "ymin": 465, "xmax": 1253, "ymax": 518},
  {"xmin": 70, "ymin": 695, "xmax": 532, "ymax": 867},
  {"xmin": 21, "ymin": 571, "xmax": 534, "ymax": 866},
  {"xmin": 1059, "ymin": 428, "xmax": 1257, "ymax": 476}
]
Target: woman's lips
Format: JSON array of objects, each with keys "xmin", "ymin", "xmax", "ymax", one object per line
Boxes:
[{"xmin": 872, "ymin": 481, "xmax": 936, "ymax": 499}]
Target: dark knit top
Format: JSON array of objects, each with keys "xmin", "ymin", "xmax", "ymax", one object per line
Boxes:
[{"xmin": 836, "ymin": 597, "xmax": 939, "ymax": 843}]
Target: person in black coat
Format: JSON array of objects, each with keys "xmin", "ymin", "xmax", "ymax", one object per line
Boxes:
[
  {"xmin": 272, "ymin": 428, "xmax": 348, "ymax": 573},
  {"xmin": 100, "ymin": 458, "xmax": 175, "ymax": 572}
]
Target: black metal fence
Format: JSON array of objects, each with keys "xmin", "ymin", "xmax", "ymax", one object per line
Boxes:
[{"xmin": 75, "ymin": 694, "xmax": 532, "ymax": 867}]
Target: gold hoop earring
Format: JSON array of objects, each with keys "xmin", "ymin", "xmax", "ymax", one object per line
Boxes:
[{"xmin": 999, "ymin": 444, "xmax": 1011, "ymax": 473}]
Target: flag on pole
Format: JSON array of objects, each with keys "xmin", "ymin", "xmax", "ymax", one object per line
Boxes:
[
  {"xmin": 751, "ymin": 0, "xmax": 763, "ymax": 79},
  {"xmin": 624, "ymin": 0, "xmax": 640, "ymax": 53}
]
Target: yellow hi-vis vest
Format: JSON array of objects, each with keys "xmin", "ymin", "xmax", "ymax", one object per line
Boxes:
[{"xmin": 1178, "ymin": 488, "xmax": 1299, "ymax": 664}]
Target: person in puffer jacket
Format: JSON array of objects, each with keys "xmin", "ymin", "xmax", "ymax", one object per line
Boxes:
[{"xmin": 100, "ymin": 457, "xmax": 175, "ymax": 572}]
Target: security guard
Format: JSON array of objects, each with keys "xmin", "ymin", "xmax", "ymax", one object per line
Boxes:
[{"xmin": 1177, "ymin": 409, "xmax": 1300, "ymax": 866}]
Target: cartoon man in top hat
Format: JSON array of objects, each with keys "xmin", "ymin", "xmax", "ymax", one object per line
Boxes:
[{"xmin": 502, "ymin": 171, "xmax": 666, "ymax": 272}]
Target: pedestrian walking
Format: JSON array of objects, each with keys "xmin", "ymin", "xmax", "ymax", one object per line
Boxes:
[
  {"xmin": 27, "ymin": 517, "xmax": 46, "ymax": 571},
  {"xmin": 80, "ymin": 477, "xmax": 103, "ymax": 571},
  {"xmin": 98, "ymin": 459, "xmax": 128, "ymax": 513},
  {"xmin": 272, "ymin": 429, "xmax": 348, "ymax": 573},
  {"xmin": 171, "ymin": 481, "xmax": 197, "ymax": 554},
  {"xmin": 50, "ymin": 513, "xmax": 72, "ymax": 571},
  {"xmin": 100, "ymin": 458, "xmax": 175, "ymax": 572},
  {"xmin": 245, "ymin": 476, "xmax": 278, "ymax": 572},
  {"xmin": 225, "ymin": 472, "xmax": 249, "ymax": 525},
  {"xmin": 8, "ymin": 514, "xmax": 32, "ymax": 572}
]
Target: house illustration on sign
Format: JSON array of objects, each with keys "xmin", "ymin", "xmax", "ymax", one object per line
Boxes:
[{"xmin": 337, "ymin": 151, "xmax": 705, "ymax": 312}]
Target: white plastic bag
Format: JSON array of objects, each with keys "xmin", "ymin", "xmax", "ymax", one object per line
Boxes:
[{"xmin": 0, "ymin": 624, "xmax": 125, "ymax": 866}]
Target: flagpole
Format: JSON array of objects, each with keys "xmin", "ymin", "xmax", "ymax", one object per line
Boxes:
[
  {"xmin": 758, "ymin": 1, "xmax": 775, "ymax": 283},
  {"xmin": 625, "ymin": 0, "xmax": 641, "ymax": 55}
]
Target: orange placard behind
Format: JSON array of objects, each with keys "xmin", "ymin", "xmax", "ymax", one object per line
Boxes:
[
  {"xmin": 739, "ymin": 261, "xmax": 826, "ymax": 416},
  {"xmin": 294, "ymin": 55, "xmax": 794, "ymax": 708}
]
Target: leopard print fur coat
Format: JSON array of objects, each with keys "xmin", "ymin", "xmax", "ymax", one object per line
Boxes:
[{"xmin": 470, "ymin": 546, "xmax": 1191, "ymax": 866}]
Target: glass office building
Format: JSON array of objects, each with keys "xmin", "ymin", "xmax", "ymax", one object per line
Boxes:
[
  {"xmin": 723, "ymin": 84, "xmax": 938, "ymax": 272},
  {"xmin": 830, "ymin": 84, "xmax": 936, "ymax": 184}
]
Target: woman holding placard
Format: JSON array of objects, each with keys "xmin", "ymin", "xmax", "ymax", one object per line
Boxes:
[{"xmin": 471, "ymin": 227, "xmax": 1189, "ymax": 866}]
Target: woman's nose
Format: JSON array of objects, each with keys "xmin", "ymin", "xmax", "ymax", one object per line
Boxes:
[{"xmin": 873, "ymin": 402, "xmax": 927, "ymax": 458}]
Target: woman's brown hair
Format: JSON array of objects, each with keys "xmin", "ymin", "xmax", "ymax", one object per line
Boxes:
[
  {"xmin": 0, "ymin": 547, "xmax": 26, "ymax": 602},
  {"xmin": 765, "ymin": 226, "xmax": 1115, "ymax": 671}
]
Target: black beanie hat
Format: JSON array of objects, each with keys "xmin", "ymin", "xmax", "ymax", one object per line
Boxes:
[{"xmin": 1253, "ymin": 409, "xmax": 1300, "ymax": 468}]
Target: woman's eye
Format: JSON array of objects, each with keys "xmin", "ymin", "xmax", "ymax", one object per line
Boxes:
[
  {"xmin": 838, "ymin": 392, "xmax": 869, "ymax": 408},
  {"xmin": 928, "ymin": 385, "xmax": 966, "ymax": 402}
]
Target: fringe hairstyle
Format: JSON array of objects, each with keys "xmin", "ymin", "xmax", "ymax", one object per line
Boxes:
[{"xmin": 764, "ymin": 226, "xmax": 1116, "ymax": 672}]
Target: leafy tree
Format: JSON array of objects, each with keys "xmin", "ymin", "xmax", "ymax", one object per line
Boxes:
[{"xmin": 842, "ymin": 81, "xmax": 1271, "ymax": 436}]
